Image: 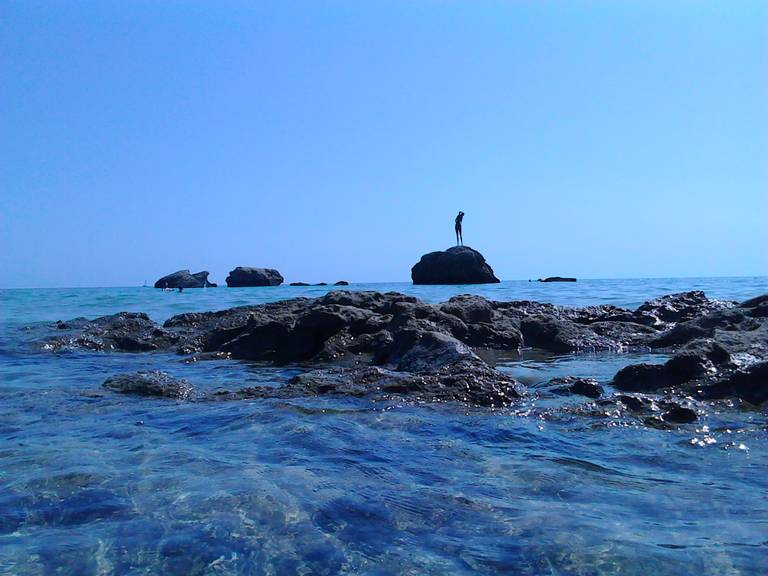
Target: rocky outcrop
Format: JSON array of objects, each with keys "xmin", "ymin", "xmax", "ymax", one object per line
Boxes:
[
  {"xmin": 225, "ymin": 267, "xmax": 283, "ymax": 287},
  {"xmin": 612, "ymin": 294, "xmax": 768, "ymax": 404},
  {"xmin": 154, "ymin": 270, "xmax": 216, "ymax": 289},
  {"xmin": 41, "ymin": 289, "xmax": 768, "ymax": 410},
  {"xmin": 46, "ymin": 312, "xmax": 180, "ymax": 352},
  {"xmin": 538, "ymin": 277, "xmax": 576, "ymax": 283},
  {"xmin": 411, "ymin": 246, "xmax": 500, "ymax": 285}
]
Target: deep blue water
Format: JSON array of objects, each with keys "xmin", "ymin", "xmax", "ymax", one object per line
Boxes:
[{"xmin": 1, "ymin": 278, "xmax": 767, "ymax": 575}]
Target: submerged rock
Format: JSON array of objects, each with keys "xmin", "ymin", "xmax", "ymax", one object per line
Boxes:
[
  {"xmin": 154, "ymin": 270, "xmax": 216, "ymax": 289},
  {"xmin": 225, "ymin": 267, "xmax": 284, "ymax": 287},
  {"xmin": 103, "ymin": 371, "xmax": 194, "ymax": 400},
  {"xmin": 411, "ymin": 246, "xmax": 500, "ymax": 285}
]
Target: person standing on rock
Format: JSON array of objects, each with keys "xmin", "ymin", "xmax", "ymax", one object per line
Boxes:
[{"xmin": 455, "ymin": 211, "xmax": 464, "ymax": 246}]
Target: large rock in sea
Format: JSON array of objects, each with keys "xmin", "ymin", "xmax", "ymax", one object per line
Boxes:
[
  {"xmin": 411, "ymin": 246, "xmax": 500, "ymax": 285},
  {"xmin": 225, "ymin": 267, "xmax": 284, "ymax": 287},
  {"xmin": 154, "ymin": 270, "xmax": 216, "ymax": 289}
]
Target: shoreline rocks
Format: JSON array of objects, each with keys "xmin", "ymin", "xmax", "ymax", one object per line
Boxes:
[
  {"xmin": 411, "ymin": 246, "xmax": 500, "ymax": 285},
  {"xmin": 41, "ymin": 289, "xmax": 768, "ymax": 411},
  {"xmin": 225, "ymin": 267, "xmax": 284, "ymax": 287},
  {"xmin": 154, "ymin": 270, "xmax": 216, "ymax": 289}
]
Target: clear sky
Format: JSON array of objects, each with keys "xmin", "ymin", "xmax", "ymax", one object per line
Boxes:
[{"xmin": 1, "ymin": 1, "xmax": 766, "ymax": 288}]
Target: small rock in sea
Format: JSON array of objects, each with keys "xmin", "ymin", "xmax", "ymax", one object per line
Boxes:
[
  {"xmin": 290, "ymin": 282, "xmax": 310, "ymax": 286},
  {"xmin": 154, "ymin": 269, "xmax": 216, "ymax": 289},
  {"xmin": 334, "ymin": 281, "xmax": 349, "ymax": 286},
  {"xmin": 103, "ymin": 370, "xmax": 194, "ymax": 400},
  {"xmin": 661, "ymin": 406, "xmax": 698, "ymax": 424},
  {"xmin": 548, "ymin": 376, "xmax": 603, "ymax": 399},
  {"xmin": 225, "ymin": 267, "xmax": 284, "ymax": 287},
  {"xmin": 538, "ymin": 277, "xmax": 577, "ymax": 283}
]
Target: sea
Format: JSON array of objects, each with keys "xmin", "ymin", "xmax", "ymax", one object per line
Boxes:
[{"xmin": 1, "ymin": 277, "xmax": 766, "ymax": 575}]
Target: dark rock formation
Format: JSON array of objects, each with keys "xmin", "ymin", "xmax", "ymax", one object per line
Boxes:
[
  {"xmin": 40, "ymin": 288, "xmax": 768, "ymax": 410},
  {"xmin": 611, "ymin": 294, "xmax": 768, "ymax": 404},
  {"xmin": 290, "ymin": 282, "xmax": 310, "ymax": 286},
  {"xmin": 154, "ymin": 270, "xmax": 216, "ymax": 289},
  {"xmin": 638, "ymin": 290, "xmax": 734, "ymax": 325},
  {"xmin": 45, "ymin": 312, "xmax": 180, "ymax": 352},
  {"xmin": 411, "ymin": 246, "xmax": 500, "ymax": 285},
  {"xmin": 225, "ymin": 267, "xmax": 284, "ymax": 287},
  {"xmin": 661, "ymin": 406, "xmax": 697, "ymax": 424},
  {"xmin": 519, "ymin": 316, "xmax": 618, "ymax": 352},
  {"xmin": 548, "ymin": 377, "xmax": 603, "ymax": 399},
  {"xmin": 538, "ymin": 277, "xmax": 576, "ymax": 283},
  {"xmin": 334, "ymin": 281, "xmax": 349, "ymax": 286},
  {"xmin": 103, "ymin": 371, "xmax": 194, "ymax": 400}
]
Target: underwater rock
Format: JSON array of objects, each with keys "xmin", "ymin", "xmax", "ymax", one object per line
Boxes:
[{"xmin": 103, "ymin": 371, "xmax": 194, "ymax": 400}]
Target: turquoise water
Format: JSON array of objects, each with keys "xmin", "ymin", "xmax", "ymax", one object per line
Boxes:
[{"xmin": 1, "ymin": 278, "xmax": 767, "ymax": 575}]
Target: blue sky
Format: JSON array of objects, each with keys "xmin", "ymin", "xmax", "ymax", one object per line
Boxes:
[{"xmin": 1, "ymin": 0, "xmax": 766, "ymax": 288}]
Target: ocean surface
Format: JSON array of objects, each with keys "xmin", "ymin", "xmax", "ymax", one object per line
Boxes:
[{"xmin": 1, "ymin": 277, "xmax": 766, "ymax": 575}]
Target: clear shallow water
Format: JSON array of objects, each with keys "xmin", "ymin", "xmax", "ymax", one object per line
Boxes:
[{"xmin": 1, "ymin": 278, "xmax": 767, "ymax": 575}]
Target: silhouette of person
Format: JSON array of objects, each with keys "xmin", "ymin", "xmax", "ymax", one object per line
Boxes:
[{"xmin": 455, "ymin": 211, "xmax": 464, "ymax": 246}]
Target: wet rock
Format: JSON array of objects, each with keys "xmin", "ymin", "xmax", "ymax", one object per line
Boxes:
[
  {"xmin": 334, "ymin": 281, "xmax": 350, "ymax": 286},
  {"xmin": 520, "ymin": 316, "xmax": 619, "ymax": 353},
  {"xmin": 46, "ymin": 312, "xmax": 179, "ymax": 352},
  {"xmin": 225, "ymin": 267, "xmax": 284, "ymax": 287},
  {"xmin": 538, "ymin": 277, "xmax": 576, "ymax": 282},
  {"xmin": 615, "ymin": 394, "xmax": 656, "ymax": 412},
  {"xmin": 103, "ymin": 371, "xmax": 194, "ymax": 400},
  {"xmin": 612, "ymin": 363, "xmax": 673, "ymax": 392},
  {"xmin": 613, "ymin": 340, "xmax": 733, "ymax": 393},
  {"xmin": 548, "ymin": 376, "xmax": 603, "ymax": 399},
  {"xmin": 384, "ymin": 330, "xmax": 479, "ymax": 373},
  {"xmin": 698, "ymin": 362, "xmax": 768, "ymax": 405},
  {"xmin": 242, "ymin": 360, "xmax": 524, "ymax": 407},
  {"xmin": 154, "ymin": 270, "xmax": 216, "ymax": 289},
  {"xmin": 661, "ymin": 405, "xmax": 697, "ymax": 424},
  {"xmin": 411, "ymin": 246, "xmax": 500, "ymax": 285},
  {"xmin": 637, "ymin": 291, "xmax": 734, "ymax": 325},
  {"xmin": 290, "ymin": 282, "xmax": 310, "ymax": 286}
]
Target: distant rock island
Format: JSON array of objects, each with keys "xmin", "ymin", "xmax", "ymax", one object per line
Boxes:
[
  {"xmin": 412, "ymin": 246, "xmax": 500, "ymax": 285},
  {"xmin": 154, "ymin": 270, "xmax": 216, "ymax": 289},
  {"xmin": 290, "ymin": 281, "xmax": 349, "ymax": 287},
  {"xmin": 539, "ymin": 277, "xmax": 577, "ymax": 283},
  {"xmin": 225, "ymin": 267, "xmax": 284, "ymax": 287}
]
